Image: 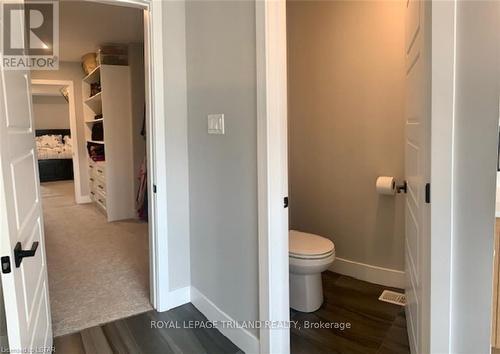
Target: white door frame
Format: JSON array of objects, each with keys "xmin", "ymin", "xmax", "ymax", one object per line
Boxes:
[
  {"xmin": 257, "ymin": 1, "xmax": 458, "ymax": 353},
  {"xmin": 30, "ymin": 79, "xmax": 85, "ymax": 204},
  {"xmin": 256, "ymin": 1, "xmax": 290, "ymax": 353},
  {"xmin": 84, "ymin": 0, "xmax": 170, "ymax": 311}
]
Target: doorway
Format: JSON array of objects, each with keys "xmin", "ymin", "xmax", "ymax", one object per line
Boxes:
[
  {"xmin": 31, "ymin": 80, "xmax": 83, "ymax": 204},
  {"xmin": 286, "ymin": 0, "xmax": 409, "ymax": 352},
  {"xmin": 257, "ymin": 0, "xmax": 432, "ymax": 353},
  {"xmin": 257, "ymin": 1, "xmax": 500, "ymax": 353},
  {"xmin": 29, "ymin": 1, "xmax": 151, "ymax": 337}
]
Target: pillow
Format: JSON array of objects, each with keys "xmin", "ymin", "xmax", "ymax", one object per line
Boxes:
[
  {"xmin": 63, "ymin": 135, "xmax": 72, "ymax": 147},
  {"xmin": 37, "ymin": 135, "xmax": 62, "ymax": 148}
]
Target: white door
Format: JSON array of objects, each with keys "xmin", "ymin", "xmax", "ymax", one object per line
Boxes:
[
  {"xmin": 404, "ymin": 0, "xmax": 431, "ymax": 353},
  {"xmin": 0, "ymin": 2, "xmax": 53, "ymax": 351}
]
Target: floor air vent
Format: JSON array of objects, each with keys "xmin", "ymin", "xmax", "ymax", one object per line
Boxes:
[{"xmin": 378, "ymin": 290, "xmax": 406, "ymax": 306}]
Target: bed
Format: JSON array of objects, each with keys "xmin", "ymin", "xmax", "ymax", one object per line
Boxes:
[{"xmin": 35, "ymin": 129, "xmax": 74, "ymax": 182}]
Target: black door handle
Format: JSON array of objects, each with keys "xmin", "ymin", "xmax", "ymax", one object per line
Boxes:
[{"xmin": 14, "ymin": 242, "xmax": 39, "ymax": 268}]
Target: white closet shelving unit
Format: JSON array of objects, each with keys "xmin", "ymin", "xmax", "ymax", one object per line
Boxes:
[{"xmin": 83, "ymin": 65, "xmax": 136, "ymax": 221}]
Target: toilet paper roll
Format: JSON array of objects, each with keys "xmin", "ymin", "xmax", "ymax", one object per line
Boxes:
[{"xmin": 376, "ymin": 176, "xmax": 396, "ymax": 195}]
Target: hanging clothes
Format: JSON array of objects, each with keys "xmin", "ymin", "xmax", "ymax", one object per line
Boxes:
[
  {"xmin": 140, "ymin": 103, "xmax": 146, "ymax": 138},
  {"xmin": 136, "ymin": 104, "xmax": 148, "ymax": 220},
  {"xmin": 136, "ymin": 158, "xmax": 148, "ymax": 221}
]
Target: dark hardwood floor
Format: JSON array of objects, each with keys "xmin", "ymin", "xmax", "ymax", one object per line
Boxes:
[
  {"xmin": 291, "ymin": 271, "xmax": 410, "ymax": 354},
  {"xmin": 53, "ymin": 303, "xmax": 243, "ymax": 354},
  {"xmin": 54, "ymin": 271, "xmax": 409, "ymax": 354}
]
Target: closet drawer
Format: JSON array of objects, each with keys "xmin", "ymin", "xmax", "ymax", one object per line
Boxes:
[
  {"xmin": 95, "ymin": 190, "xmax": 106, "ymax": 210},
  {"xmin": 89, "ymin": 177, "xmax": 106, "ymax": 196},
  {"xmin": 95, "ymin": 165, "xmax": 106, "ymax": 178},
  {"xmin": 88, "ymin": 162, "xmax": 105, "ymax": 175},
  {"xmin": 94, "ymin": 179, "xmax": 106, "ymax": 195}
]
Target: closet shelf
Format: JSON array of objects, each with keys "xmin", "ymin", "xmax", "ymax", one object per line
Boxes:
[
  {"xmin": 83, "ymin": 64, "xmax": 135, "ymax": 222},
  {"xmin": 83, "ymin": 66, "xmax": 101, "ymax": 84},
  {"xmin": 84, "ymin": 92, "xmax": 102, "ymax": 112},
  {"xmin": 87, "ymin": 139, "xmax": 105, "ymax": 144},
  {"xmin": 85, "ymin": 118, "xmax": 104, "ymax": 124}
]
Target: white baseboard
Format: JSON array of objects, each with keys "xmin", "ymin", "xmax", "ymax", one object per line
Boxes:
[
  {"xmin": 168, "ymin": 286, "xmax": 191, "ymax": 309},
  {"xmin": 77, "ymin": 195, "xmax": 92, "ymax": 204},
  {"xmin": 190, "ymin": 287, "xmax": 259, "ymax": 354},
  {"xmin": 329, "ymin": 257, "xmax": 405, "ymax": 288}
]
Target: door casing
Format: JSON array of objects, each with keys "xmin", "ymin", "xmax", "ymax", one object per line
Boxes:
[{"xmin": 256, "ymin": 1, "xmax": 290, "ymax": 353}]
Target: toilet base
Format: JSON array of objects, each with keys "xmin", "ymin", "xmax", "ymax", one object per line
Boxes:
[{"xmin": 289, "ymin": 272, "xmax": 323, "ymax": 312}]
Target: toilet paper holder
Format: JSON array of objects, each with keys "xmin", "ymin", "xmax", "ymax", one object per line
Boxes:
[{"xmin": 396, "ymin": 181, "xmax": 407, "ymax": 194}]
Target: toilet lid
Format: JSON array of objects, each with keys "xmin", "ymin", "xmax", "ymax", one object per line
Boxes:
[{"xmin": 289, "ymin": 230, "xmax": 335, "ymax": 257}]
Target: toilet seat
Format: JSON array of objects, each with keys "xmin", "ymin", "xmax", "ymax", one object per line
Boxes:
[
  {"xmin": 289, "ymin": 250, "xmax": 334, "ymax": 260},
  {"xmin": 289, "ymin": 230, "xmax": 335, "ymax": 259}
]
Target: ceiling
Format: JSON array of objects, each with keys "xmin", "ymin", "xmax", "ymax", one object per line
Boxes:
[{"xmin": 59, "ymin": 1, "xmax": 144, "ymax": 62}]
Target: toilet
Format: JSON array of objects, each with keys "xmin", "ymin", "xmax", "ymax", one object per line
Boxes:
[{"xmin": 289, "ymin": 230, "xmax": 335, "ymax": 312}]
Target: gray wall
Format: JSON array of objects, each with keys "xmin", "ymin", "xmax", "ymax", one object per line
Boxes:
[
  {"xmin": 287, "ymin": 1, "xmax": 406, "ymax": 271},
  {"xmin": 450, "ymin": 1, "xmax": 500, "ymax": 352},
  {"xmin": 32, "ymin": 62, "xmax": 90, "ymax": 196},
  {"xmin": 33, "ymin": 96, "xmax": 70, "ymax": 130},
  {"xmin": 185, "ymin": 0, "xmax": 259, "ymax": 333}
]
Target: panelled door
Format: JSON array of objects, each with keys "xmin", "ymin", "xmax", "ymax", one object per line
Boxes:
[{"xmin": 0, "ymin": 0, "xmax": 53, "ymax": 351}]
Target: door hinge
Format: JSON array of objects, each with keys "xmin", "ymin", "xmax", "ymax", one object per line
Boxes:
[
  {"xmin": 425, "ymin": 183, "xmax": 431, "ymax": 204},
  {"xmin": 284, "ymin": 197, "xmax": 289, "ymax": 208},
  {"xmin": 1, "ymin": 256, "xmax": 11, "ymax": 274},
  {"xmin": 153, "ymin": 184, "xmax": 157, "ymax": 194}
]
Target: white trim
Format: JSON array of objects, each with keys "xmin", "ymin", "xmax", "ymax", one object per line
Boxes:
[
  {"xmin": 143, "ymin": 6, "xmax": 160, "ymax": 310},
  {"xmin": 256, "ymin": 1, "xmax": 290, "ymax": 353},
  {"xmin": 167, "ymin": 286, "xmax": 190, "ymax": 310},
  {"xmin": 141, "ymin": 0, "xmax": 168, "ymax": 313},
  {"xmin": 329, "ymin": 258, "xmax": 405, "ymax": 289},
  {"xmin": 79, "ymin": 196, "xmax": 91, "ymax": 203},
  {"xmin": 191, "ymin": 287, "xmax": 259, "ymax": 354},
  {"xmin": 30, "ymin": 79, "xmax": 84, "ymax": 204}
]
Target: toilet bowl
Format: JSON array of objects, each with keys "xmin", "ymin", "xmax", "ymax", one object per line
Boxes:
[{"xmin": 289, "ymin": 230, "xmax": 335, "ymax": 312}]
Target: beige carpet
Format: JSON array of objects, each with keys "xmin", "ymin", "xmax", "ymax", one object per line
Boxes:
[{"xmin": 41, "ymin": 181, "xmax": 152, "ymax": 337}]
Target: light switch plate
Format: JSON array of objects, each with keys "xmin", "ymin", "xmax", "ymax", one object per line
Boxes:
[{"xmin": 208, "ymin": 114, "xmax": 225, "ymax": 134}]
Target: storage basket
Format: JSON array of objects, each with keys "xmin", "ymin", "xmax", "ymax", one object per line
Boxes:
[{"xmin": 81, "ymin": 53, "xmax": 97, "ymax": 75}]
